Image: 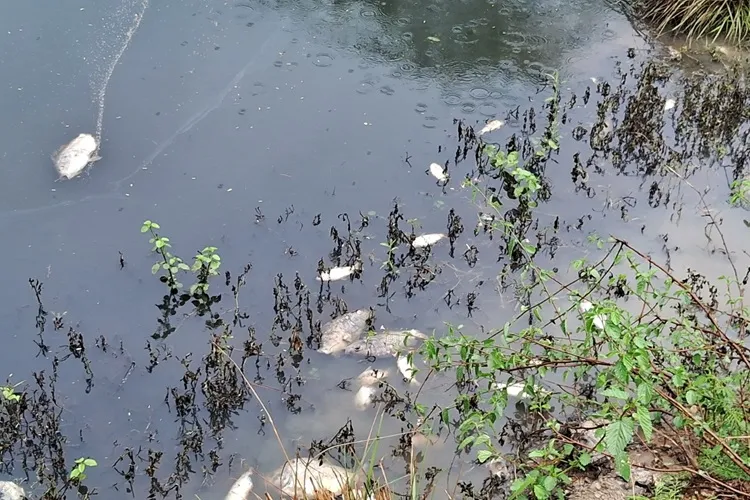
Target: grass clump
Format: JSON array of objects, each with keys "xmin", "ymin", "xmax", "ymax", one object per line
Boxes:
[{"xmin": 635, "ymin": 0, "xmax": 750, "ymax": 45}]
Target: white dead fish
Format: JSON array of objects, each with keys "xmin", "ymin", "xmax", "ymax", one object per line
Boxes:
[
  {"xmin": 0, "ymin": 481, "xmax": 25, "ymax": 500},
  {"xmin": 412, "ymin": 233, "xmax": 446, "ymax": 248},
  {"xmin": 317, "ymin": 262, "xmax": 361, "ymax": 282},
  {"xmin": 664, "ymin": 98, "xmax": 676, "ymax": 111},
  {"xmin": 428, "ymin": 162, "xmax": 448, "ymax": 182},
  {"xmin": 478, "ymin": 119, "xmax": 504, "ymax": 136},
  {"xmin": 493, "ymin": 381, "xmax": 540, "ymax": 399},
  {"xmin": 396, "ymin": 353, "xmax": 420, "ymax": 385},
  {"xmin": 52, "ymin": 133, "xmax": 101, "ymax": 180},
  {"xmin": 266, "ymin": 457, "xmax": 360, "ymax": 497},
  {"xmin": 318, "ymin": 309, "xmax": 373, "ymax": 355},
  {"xmin": 578, "ymin": 300, "xmax": 607, "ymax": 331},
  {"xmin": 224, "ymin": 468, "xmax": 254, "ymax": 500},
  {"xmin": 354, "ymin": 367, "xmax": 389, "ymax": 410},
  {"xmin": 343, "ymin": 329, "xmax": 428, "ymax": 358}
]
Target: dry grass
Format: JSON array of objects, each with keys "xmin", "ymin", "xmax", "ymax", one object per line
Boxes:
[{"xmin": 636, "ymin": 0, "xmax": 750, "ymax": 44}]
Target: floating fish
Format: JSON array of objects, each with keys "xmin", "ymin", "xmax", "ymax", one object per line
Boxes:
[
  {"xmin": 396, "ymin": 353, "xmax": 420, "ymax": 385},
  {"xmin": 0, "ymin": 481, "xmax": 26, "ymax": 500},
  {"xmin": 343, "ymin": 329, "xmax": 428, "ymax": 358},
  {"xmin": 428, "ymin": 162, "xmax": 448, "ymax": 182},
  {"xmin": 354, "ymin": 367, "xmax": 390, "ymax": 410},
  {"xmin": 578, "ymin": 300, "xmax": 607, "ymax": 331},
  {"xmin": 493, "ymin": 381, "xmax": 540, "ymax": 399},
  {"xmin": 52, "ymin": 133, "xmax": 101, "ymax": 180},
  {"xmin": 318, "ymin": 309, "xmax": 373, "ymax": 355},
  {"xmin": 664, "ymin": 98, "xmax": 676, "ymax": 111},
  {"xmin": 412, "ymin": 233, "xmax": 446, "ymax": 248},
  {"xmin": 266, "ymin": 457, "xmax": 360, "ymax": 498},
  {"xmin": 478, "ymin": 119, "xmax": 504, "ymax": 136},
  {"xmin": 224, "ymin": 468, "xmax": 254, "ymax": 500},
  {"xmin": 317, "ymin": 262, "xmax": 361, "ymax": 282}
]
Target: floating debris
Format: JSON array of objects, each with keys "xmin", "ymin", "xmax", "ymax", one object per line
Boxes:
[
  {"xmin": 265, "ymin": 457, "xmax": 360, "ymax": 498},
  {"xmin": 224, "ymin": 468, "xmax": 255, "ymax": 500},
  {"xmin": 664, "ymin": 98, "xmax": 676, "ymax": 111},
  {"xmin": 318, "ymin": 309, "xmax": 373, "ymax": 355},
  {"xmin": 412, "ymin": 232, "xmax": 447, "ymax": 248},
  {"xmin": 316, "ymin": 262, "xmax": 361, "ymax": 282},
  {"xmin": 52, "ymin": 133, "xmax": 101, "ymax": 180},
  {"xmin": 0, "ymin": 481, "xmax": 25, "ymax": 500},
  {"xmin": 478, "ymin": 119, "xmax": 504, "ymax": 136},
  {"xmin": 343, "ymin": 329, "xmax": 428, "ymax": 357},
  {"xmin": 428, "ymin": 162, "xmax": 448, "ymax": 182},
  {"xmin": 354, "ymin": 367, "xmax": 389, "ymax": 410}
]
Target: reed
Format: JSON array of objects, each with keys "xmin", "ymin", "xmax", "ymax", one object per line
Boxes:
[{"xmin": 636, "ymin": 0, "xmax": 750, "ymax": 44}]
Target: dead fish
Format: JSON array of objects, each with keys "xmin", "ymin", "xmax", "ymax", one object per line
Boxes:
[
  {"xmin": 266, "ymin": 457, "xmax": 360, "ymax": 498},
  {"xmin": 578, "ymin": 300, "xmax": 606, "ymax": 331},
  {"xmin": 0, "ymin": 481, "xmax": 25, "ymax": 500},
  {"xmin": 318, "ymin": 309, "xmax": 373, "ymax": 355},
  {"xmin": 428, "ymin": 162, "xmax": 448, "ymax": 182},
  {"xmin": 354, "ymin": 367, "xmax": 389, "ymax": 410},
  {"xmin": 343, "ymin": 329, "xmax": 428, "ymax": 358},
  {"xmin": 396, "ymin": 353, "xmax": 420, "ymax": 385},
  {"xmin": 316, "ymin": 262, "xmax": 362, "ymax": 282},
  {"xmin": 224, "ymin": 468, "xmax": 254, "ymax": 500},
  {"xmin": 52, "ymin": 133, "xmax": 101, "ymax": 180},
  {"xmin": 412, "ymin": 233, "xmax": 446, "ymax": 248},
  {"xmin": 478, "ymin": 119, "xmax": 504, "ymax": 136},
  {"xmin": 493, "ymin": 381, "xmax": 535, "ymax": 399}
]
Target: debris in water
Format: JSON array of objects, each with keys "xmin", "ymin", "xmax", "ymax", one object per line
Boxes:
[
  {"xmin": 412, "ymin": 233, "xmax": 447, "ymax": 248},
  {"xmin": 317, "ymin": 263, "xmax": 361, "ymax": 282},
  {"xmin": 52, "ymin": 133, "xmax": 101, "ymax": 180},
  {"xmin": 428, "ymin": 162, "xmax": 448, "ymax": 182},
  {"xmin": 426, "ymin": 36, "xmax": 440, "ymax": 43},
  {"xmin": 265, "ymin": 457, "xmax": 360, "ymax": 497},
  {"xmin": 664, "ymin": 98, "xmax": 676, "ymax": 111},
  {"xmin": 318, "ymin": 309, "xmax": 373, "ymax": 355},
  {"xmin": 343, "ymin": 329, "xmax": 428, "ymax": 357},
  {"xmin": 0, "ymin": 481, "xmax": 25, "ymax": 500},
  {"xmin": 224, "ymin": 468, "xmax": 254, "ymax": 500},
  {"xmin": 478, "ymin": 119, "xmax": 504, "ymax": 136}
]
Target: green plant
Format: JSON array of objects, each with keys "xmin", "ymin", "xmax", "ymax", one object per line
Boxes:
[
  {"xmin": 636, "ymin": 0, "xmax": 750, "ymax": 44},
  {"xmin": 69, "ymin": 457, "xmax": 97, "ymax": 482},
  {"xmin": 729, "ymin": 177, "xmax": 750, "ymax": 208}
]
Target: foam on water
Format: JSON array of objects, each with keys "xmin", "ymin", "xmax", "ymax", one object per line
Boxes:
[{"xmin": 89, "ymin": 0, "xmax": 150, "ymax": 145}]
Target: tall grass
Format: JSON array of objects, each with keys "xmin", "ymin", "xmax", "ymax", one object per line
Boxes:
[{"xmin": 636, "ymin": 0, "xmax": 750, "ymax": 44}]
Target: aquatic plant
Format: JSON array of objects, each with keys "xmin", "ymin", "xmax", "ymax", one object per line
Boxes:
[{"xmin": 635, "ymin": 0, "xmax": 750, "ymax": 44}]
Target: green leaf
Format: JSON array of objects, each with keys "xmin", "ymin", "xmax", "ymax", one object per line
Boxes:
[
  {"xmin": 533, "ymin": 484, "xmax": 549, "ymax": 499},
  {"xmin": 543, "ymin": 476, "xmax": 557, "ymax": 492},
  {"xmin": 477, "ymin": 449, "xmax": 493, "ymax": 464},
  {"xmin": 600, "ymin": 387, "xmax": 629, "ymax": 400},
  {"xmin": 635, "ymin": 406, "xmax": 653, "ymax": 441},
  {"xmin": 151, "ymin": 263, "xmax": 161, "ymax": 275},
  {"xmin": 83, "ymin": 458, "xmax": 98, "ymax": 467},
  {"xmin": 614, "ymin": 451, "xmax": 631, "ymax": 481},
  {"xmin": 578, "ymin": 453, "xmax": 591, "ymax": 467},
  {"xmin": 636, "ymin": 383, "xmax": 653, "ymax": 405},
  {"xmin": 459, "ymin": 435, "xmax": 475, "ymax": 450},
  {"xmin": 685, "ymin": 390, "xmax": 698, "ymax": 405},
  {"xmin": 605, "ymin": 418, "xmax": 634, "ymax": 456}
]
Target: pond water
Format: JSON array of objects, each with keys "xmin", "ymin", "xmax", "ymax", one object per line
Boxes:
[{"xmin": 0, "ymin": 0, "xmax": 748, "ymax": 498}]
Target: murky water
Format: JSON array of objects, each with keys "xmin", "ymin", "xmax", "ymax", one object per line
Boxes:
[{"xmin": 1, "ymin": 0, "xmax": 748, "ymax": 497}]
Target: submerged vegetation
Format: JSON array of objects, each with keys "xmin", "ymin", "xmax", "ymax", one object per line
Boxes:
[
  {"xmin": 634, "ymin": 0, "xmax": 750, "ymax": 45},
  {"xmin": 3, "ymin": 52, "xmax": 750, "ymax": 500}
]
